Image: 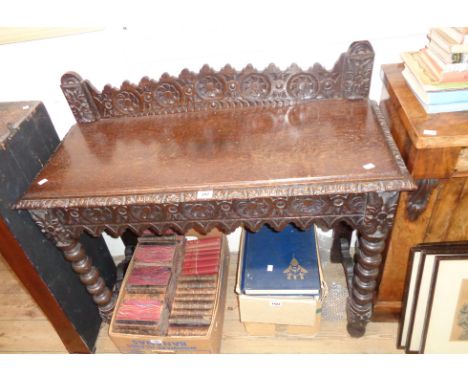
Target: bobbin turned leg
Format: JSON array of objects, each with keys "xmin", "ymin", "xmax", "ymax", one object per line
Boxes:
[
  {"xmin": 30, "ymin": 209, "xmax": 115, "ymax": 321},
  {"xmin": 62, "ymin": 240, "xmax": 114, "ymax": 319},
  {"xmin": 347, "ymin": 192, "xmax": 398, "ymax": 337}
]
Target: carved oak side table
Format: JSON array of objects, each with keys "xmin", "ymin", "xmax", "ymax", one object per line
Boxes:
[
  {"xmin": 15, "ymin": 42, "xmax": 415, "ymax": 337},
  {"xmin": 374, "ymin": 64, "xmax": 468, "ymax": 320}
]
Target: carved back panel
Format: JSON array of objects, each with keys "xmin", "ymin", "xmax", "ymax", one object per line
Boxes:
[{"xmin": 61, "ymin": 41, "xmax": 374, "ymax": 124}]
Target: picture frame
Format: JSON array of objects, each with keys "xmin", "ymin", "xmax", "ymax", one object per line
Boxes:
[
  {"xmin": 421, "ymin": 255, "xmax": 468, "ymax": 353},
  {"xmin": 398, "ymin": 242, "xmax": 468, "ymax": 354}
]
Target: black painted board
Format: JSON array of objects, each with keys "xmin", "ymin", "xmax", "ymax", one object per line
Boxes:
[{"xmin": 0, "ymin": 102, "xmax": 116, "ymax": 352}]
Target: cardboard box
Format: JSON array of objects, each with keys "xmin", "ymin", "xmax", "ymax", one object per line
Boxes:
[
  {"xmin": 236, "ymin": 227, "xmax": 326, "ymax": 335},
  {"xmin": 109, "ymin": 231, "xmax": 229, "ymax": 353}
]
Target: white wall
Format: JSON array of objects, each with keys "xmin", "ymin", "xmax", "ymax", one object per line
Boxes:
[{"xmin": 1, "ymin": 1, "xmax": 463, "ymax": 256}]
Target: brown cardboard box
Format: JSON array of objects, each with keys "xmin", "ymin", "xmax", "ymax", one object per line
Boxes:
[
  {"xmin": 236, "ymin": 227, "xmax": 326, "ymax": 336},
  {"xmin": 109, "ymin": 231, "xmax": 229, "ymax": 353}
]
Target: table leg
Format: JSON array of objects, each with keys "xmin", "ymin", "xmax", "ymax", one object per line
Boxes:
[
  {"xmin": 30, "ymin": 209, "xmax": 115, "ymax": 321},
  {"xmin": 347, "ymin": 191, "xmax": 399, "ymax": 337},
  {"xmin": 62, "ymin": 240, "xmax": 115, "ymax": 320}
]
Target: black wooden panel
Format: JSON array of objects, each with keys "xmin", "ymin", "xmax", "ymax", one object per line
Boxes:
[{"xmin": 0, "ymin": 102, "xmax": 116, "ymax": 352}]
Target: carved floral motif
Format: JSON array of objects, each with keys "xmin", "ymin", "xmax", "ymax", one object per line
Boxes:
[
  {"xmin": 45, "ymin": 194, "xmax": 367, "ymax": 237},
  {"xmin": 196, "ymin": 75, "xmax": 226, "ymax": 99},
  {"xmin": 360, "ymin": 192, "xmax": 399, "ymax": 235},
  {"xmin": 113, "ymin": 90, "xmax": 141, "ymax": 114},
  {"xmin": 287, "ymin": 73, "xmax": 318, "ymax": 100},
  {"xmin": 155, "ymin": 82, "xmax": 182, "ymax": 106},
  {"xmin": 61, "ymin": 41, "xmax": 376, "ymax": 124},
  {"xmin": 240, "ymin": 73, "xmax": 271, "ymax": 99}
]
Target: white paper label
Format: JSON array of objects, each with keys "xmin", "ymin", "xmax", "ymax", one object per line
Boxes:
[
  {"xmin": 269, "ymin": 300, "xmax": 282, "ymax": 308},
  {"xmin": 37, "ymin": 178, "xmax": 48, "ymax": 186},
  {"xmin": 22, "ymin": 105, "xmax": 30, "ymax": 110},
  {"xmin": 197, "ymin": 190, "xmax": 213, "ymax": 199},
  {"xmin": 423, "ymin": 129, "xmax": 437, "ymax": 136},
  {"xmin": 266, "ymin": 264, "xmax": 274, "ymax": 272},
  {"xmin": 362, "ymin": 163, "xmax": 375, "ymax": 170}
]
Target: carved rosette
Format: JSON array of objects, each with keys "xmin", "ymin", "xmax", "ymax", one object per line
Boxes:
[
  {"xmin": 196, "ymin": 74, "xmax": 226, "ymax": 100},
  {"xmin": 287, "ymin": 73, "xmax": 319, "ymax": 100},
  {"xmin": 29, "ymin": 209, "xmax": 115, "ymax": 320},
  {"xmin": 240, "ymin": 73, "xmax": 271, "ymax": 99},
  {"xmin": 61, "ymin": 41, "xmax": 376, "ymax": 123}
]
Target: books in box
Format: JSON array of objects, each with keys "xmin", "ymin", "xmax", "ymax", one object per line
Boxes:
[
  {"xmin": 236, "ymin": 225, "xmax": 325, "ymax": 327},
  {"xmin": 240, "ymin": 224, "xmax": 321, "ymax": 296},
  {"xmin": 109, "ymin": 233, "xmax": 229, "ymax": 353}
]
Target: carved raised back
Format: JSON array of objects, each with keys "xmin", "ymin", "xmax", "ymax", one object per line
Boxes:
[{"xmin": 61, "ymin": 41, "xmax": 374, "ymax": 124}]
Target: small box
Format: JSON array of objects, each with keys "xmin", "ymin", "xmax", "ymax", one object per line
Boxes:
[
  {"xmin": 109, "ymin": 231, "xmax": 229, "ymax": 353},
  {"xmin": 236, "ymin": 226, "xmax": 326, "ymax": 335}
]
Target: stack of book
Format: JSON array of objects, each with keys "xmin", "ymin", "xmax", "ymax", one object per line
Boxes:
[
  {"xmin": 236, "ymin": 224, "xmax": 325, "ymax": 334},
  {"xmin": 401, "ymin": 27, "xmax": 468, "ymax": 113},
  {"xmin": 167, "ymin": 237, "xmax": 222, "ymax": 336},
  {"xmin": 113, "ymin": 236, "xmax": 184, "ymax": 335},
  {"xmin": 110, "ymin": 234, "xmax": 228, "ymax": 353}
]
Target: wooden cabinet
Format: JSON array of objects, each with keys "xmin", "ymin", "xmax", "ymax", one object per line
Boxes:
[{"xmin": 374, "ymin": 64, "xmax": 468, "ymax": 320}]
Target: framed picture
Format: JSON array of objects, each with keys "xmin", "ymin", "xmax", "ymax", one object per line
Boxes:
[
  {"xmin": 399, "ymin": 242, "xmax": 468, "ymax": 354},
  {"xmin": 422, "ymin": 255, "xmax": 468, "ymax": 353}
]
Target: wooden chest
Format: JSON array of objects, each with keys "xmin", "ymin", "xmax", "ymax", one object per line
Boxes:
[
  {"xmin": 0, "ymin": 101, "xmax": 117, "ymax": 352},
  {"xmin": 374, "ymin": 64, "xmax": 468, "ymax": 320}
]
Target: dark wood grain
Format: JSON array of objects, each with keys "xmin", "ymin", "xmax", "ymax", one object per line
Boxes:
[
  {"xmin": 16, "ymin": 42, "xmax": 415, "ymax": 337},
  {"xmin": 18, "ymin": 99, "xmax": 412, "ymax": 208}
]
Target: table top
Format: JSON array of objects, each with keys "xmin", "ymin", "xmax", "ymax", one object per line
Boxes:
[
  {"xmin": 381, "ymin": 64, "xmax": 468, "ymax": 150},
  {"xmin": 17, "ymin": 98, "xmax": 414, "ymax": 209}
]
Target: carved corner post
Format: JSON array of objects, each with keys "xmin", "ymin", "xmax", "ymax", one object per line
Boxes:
[
  {"xmin": 342, "ymin": 40, "xmax": 374, "ymax": 99},
  {"xmin": 347, "ymin": 191, "xmax": 399, "ymax": 337},
  {"xmin": 61, "ymin": 72, "xmax": 99, "ymax": 124},
  {"xmin": 30, "ymin": 209, "xmax": 115, "ymax": 321}
]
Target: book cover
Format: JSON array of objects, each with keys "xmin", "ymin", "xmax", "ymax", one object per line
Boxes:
[
  {"xmin": 425, "ymin": 47, "xmax": 468, "ymax": 72},
  {"xmin": 420, "ymin": 48, "xmax": 468, "ymax": 82},
  {"xmin": 441, "ymin": 27, "xmax": 468, "ymax": 44},
  {"xmin": 401, "ymin": 52, "xmax": 468, "ymax": 91},
  {"xmin": 402, "ymin": 67, "xmax": 468, "ymax": 105},
  {"xmin": 427, "ymin": 39, "xmax": 468, "ymax": 64},
  {"xmin": 115, "ymin": 296, "xmax": 163, "ymax": 324},
  {"xmin": 240, "ymin": 224, "xmax": 320, "ymax": 295},
  {"xmin": 125, "ymin": 265, "xmax": 171, "ymax": 294},
  {"xmin": 420, "ymin": 99, "xmax": 468, "ymax": 114},
  {"xmin": 429, "ymin": 28, "xmax": 468, "ymax": 54},
  {"xmin": 132, "ymin": 243, "xmax": 175, "ymax": 266}
]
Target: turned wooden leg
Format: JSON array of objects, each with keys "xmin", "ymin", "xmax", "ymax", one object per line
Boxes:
[
  {"xmin": 30, "ymin": 209, "xmax": 115, "ymax": 321},
  {"xmin": 62, "ymin": 240, "xmax": 115, "ymax": 320},
  {"xmin": 347, "ymin": 192, "xmax": 398, "ymax": 337},
  {"xmin": 347, "ymin": 229, "xmax": 385, "ymax": 337}
]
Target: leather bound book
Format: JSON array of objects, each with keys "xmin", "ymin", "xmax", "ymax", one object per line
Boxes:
[{"xmin": 240, "ymin": 225, "xmax": 320, "ymax": 296}]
